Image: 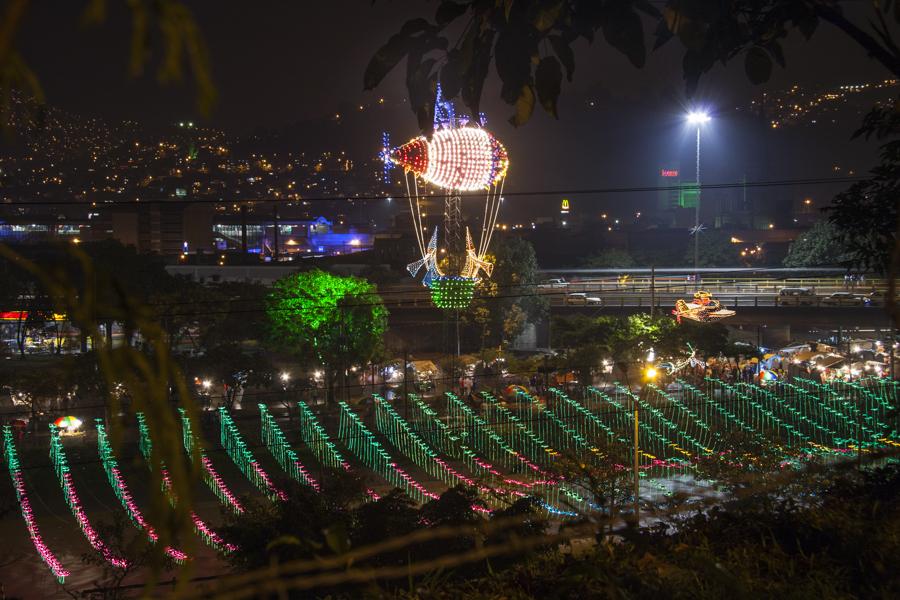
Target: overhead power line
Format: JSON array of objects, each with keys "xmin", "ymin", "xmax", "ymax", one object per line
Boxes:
[{"xmin": 0, "ymin": 175, "xmax": 865, "ymax": 207}]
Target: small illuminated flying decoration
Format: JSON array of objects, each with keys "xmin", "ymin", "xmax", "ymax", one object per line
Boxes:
[
  {"xmin": 673, "ymin": 291, "xmax": 736, "ymax": 323},
  {"xmin": 384, "ymin": 84, "xmax": 509, "ymax": 309},
  {"xmin": 659, "ymin": 344, "xmax": 706, "ymax": 374}
]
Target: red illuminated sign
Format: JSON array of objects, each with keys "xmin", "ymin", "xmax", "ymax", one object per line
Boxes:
[{"xmin": 660, "ymin": 169, "xmax": 679, "ymax": 177}]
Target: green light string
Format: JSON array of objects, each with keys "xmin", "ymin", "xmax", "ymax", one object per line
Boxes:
[
  {"xmin": 374, "ymin": 395, "xmax": 460, "ymax": 487},
  {"xmin": 217, "ymin": 407, "xmax": 287, "ymax": 502},
  {"xmin": 177, "ymin": 409, "xmax": 244, "ymax": 514},
  {"xmin": 612, "ymin": 384, "xmax": 709, "ymax": 459},
  {"xmin": 409, "ymin": 395, "xmax": 535, "ymax": 488},
  {"xmin": 445, "ymin": 393, "xmax": 547, "ymax": 474},
  {"xmin": 135, "ymin": 413, "xmax": 237, "ymax": 553},
  {"xmin": 481, "ymin": 392, "xmax": 560, "ymax": 465},
  {"xmin": 429, "ymin": 276, "xmax": 475, "ymax": 309},
  {"xmin": 675, "ymin": 379, "xmax": 760, "ymax": 439},
  {"xmin": 478, "ymin": 393, "xmax": 589, "ymax": 509},
  {"xmin": 257, "ymin": 404, "xmax": 320, "ymax": 491},
  {"xmin": 547, "ymin": 387, "xmax": 627, "ymax": 446},
  {"xmin": 95, "ymin": 421, "xmax": 188, "ymax": 563},
  {"xmin": 337, "ymin": 401, "xmax": 439, "ymax": 503},
  {"xmin": 297, "ymin": 400, "xmax": 352, "ymax": 471},
  {"xmin": 836, "ymin": 379, "xmax": 897, "ymax": 435},
  {"xmin": 704, "ymin": 377, "xmax": 796, "ymax": 446},
  {"xmin": 586, "ymin": 387, "xmax": 670, "ymax": 462},
  {"xmin": 774, "ymin": 381, "xmax": 866, "ymax": 448},
  {"xmin": 2, "ymin": 425, "xmax": 70, "ymax": 582},
  {"xmin": 645, "ymin": 385, "xmax": 719, "ymax": 451},
  {"xmin": 519, "ymin": 391, "xmax": 596, "ymax": 455},
  {"xmin": 705, "ymin": 379, "xmax": 807, "ymax": 447},
  {"xmin": 725, "ymin": 381, "xmax": 819, "ymax": 449},
  {"xmin": 797, "ymin": 378, "xmax": 895, "ymax": 446},
  {"xmin": 49, "ymin": 424, "xmax": 129, "ymax": 568}
]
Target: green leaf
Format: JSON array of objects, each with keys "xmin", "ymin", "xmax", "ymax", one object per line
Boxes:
[
  {"xmin": 324, "ymin": 523, "xmax": 351, "ymax": 555},
  {"xmin": 495, "ymin": 24, "xmax": 538, "ymax": 104},
  {"xmin": 266, "ymin": 535, "xmax": 303, "ymax": 552},
  {"xmin": 441, "ymin": 49, "xmax": 464, "ymax": 99},
  {"xmin": 652, "ymin": 16, "xmax": 674, "ymax": 51},
  {"xmin": 436, "ymin": 1, "xmax": 468, "ymax": 25},
  {"xmin": 548, "ymin": 35, "xmax": 575, "ymax": 81},
  {"xmin": 533, "ymin": 1, "xmax": 564, "ymax": 32},
  {"xmin": 769, "ymin": 41, "xmax": 786, "ymax": 68},
  {"xmin": 508, "ymin": 84, "xmax": 535, "ymax": 127},
  {"xmin": 601, "ymin": 8, "xmax": 646, "ymax": 68},
  {"xmin": 364, "ymin": 32, "xmax": 413, "ymax": 90},
  {"xmin": 461, "ymin": 30, "xmax": 495, "ymax": 118},
  {"xmin": 744, "ymin": 46, "xmax": 772, "ymax": 85},
  {"xmin": 797, "ymin": 14, "xmax": 818, "ymax": 40},
  {"xmin": 535, "ymin": 56, "xmax": 562, "ymax": 118}
]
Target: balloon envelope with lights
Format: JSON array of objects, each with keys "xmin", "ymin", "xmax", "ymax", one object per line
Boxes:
[{"xmin": 384, "ymin": 88, "xmax": 509, "ymax": 309}]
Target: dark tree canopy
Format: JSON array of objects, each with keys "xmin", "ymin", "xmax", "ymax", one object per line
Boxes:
[{"xmin": 368, "ymin": 1, "xmax": 900, "ymax": 130}]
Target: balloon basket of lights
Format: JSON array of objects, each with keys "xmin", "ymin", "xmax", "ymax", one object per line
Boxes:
[{"xmin": 429, "ymin": 275, "xmax": 476, "ymax": 310}]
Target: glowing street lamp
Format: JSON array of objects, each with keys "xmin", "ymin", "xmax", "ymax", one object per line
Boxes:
[{"xmin": 686, "ymin": 109, "xmax": 711, "ymax": 285}]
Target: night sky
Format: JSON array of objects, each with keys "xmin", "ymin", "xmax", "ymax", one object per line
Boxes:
[{"xmin": 15, "ymin": 1, "xmax": 895, "ymax": 214}]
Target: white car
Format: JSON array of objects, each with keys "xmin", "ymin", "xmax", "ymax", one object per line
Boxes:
[
  {"xmin": 821, "ymin": 292, "xmax": 867, "ymax": 306},
  {"xmin": 539, "ymin": 278, "xmax": 568, "ymax": 289},
  {"xmin": 565, "ymin": 293, "xmax": 602, "ymax": 306}
]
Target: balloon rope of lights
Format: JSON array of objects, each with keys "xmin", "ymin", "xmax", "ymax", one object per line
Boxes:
[
  {"xmin": 95, "ymin": 421, "xmax": 188, "ymax": 563},
  {"xmin": 338, "ymin": 401, "xmax": 438, "ymax": 504},
  {"xmin": 297, "ymin": 401, "xmax": 381, "ymax": 501},
  {"xmin": 258, "ymin": 404, "xmax": 320, "ymax": 491},
  {"xmin": 178, "ymin": 410, "xmax": 244, "ymax": 514},
  {"xmin": 135, "ymin": 413, "xmax": 237, "ymax": 553},
  {"xmin": 2, "ymin": 426, "xmax": 70, "ymax": 582},
  {"xmin": 48, "ymin": 425, "xmax": 130, "ymax": 568},
  {"xmin": 217, "ymin": 407, "xmax": 287, "ymax": 502},
  {"xmin": 614, "ymin": 384, "xmax": 709, "ymax": 458}
]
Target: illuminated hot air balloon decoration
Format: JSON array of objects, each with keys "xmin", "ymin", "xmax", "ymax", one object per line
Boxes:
[{"xmin": 383, "ymin": 85, "xmax": 509, "ymax": 309}]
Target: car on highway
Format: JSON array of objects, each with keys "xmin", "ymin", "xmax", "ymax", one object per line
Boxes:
[
  {"xmin": 776, "ymin": 287, "xmax": 816, "ymax": 306},
  {"xmin": 539, "ymin": 278, "xmax": 568, "ymax": 289},
  {"xmin": 565, "ymin": 293, "xmax": 602, "ymax": 305},
  {"xmin": 821, "ymin": 292, "xmax": 869, "ymax": 306},
  {"xmin": 865, "ymin": 290, "xmax": 893, "ymax": 306}
]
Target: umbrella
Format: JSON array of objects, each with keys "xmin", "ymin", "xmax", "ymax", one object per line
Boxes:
[
  {"xmin": 54, "ymin": 416, "xmax": 83, "ymax": 431},
  {"xmin": 504, "ymin": 384, "xmax": 529, "ymax": 397}
]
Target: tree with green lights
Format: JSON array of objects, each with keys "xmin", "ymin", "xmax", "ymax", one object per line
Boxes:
[{"xmin": 267, "ymin": 270, "xmax": 388, "ymax": 403}]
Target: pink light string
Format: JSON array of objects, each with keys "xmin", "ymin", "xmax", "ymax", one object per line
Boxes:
[{"xmin": 3, "ymin": 426, "xmax": 70, "ymax": 582}]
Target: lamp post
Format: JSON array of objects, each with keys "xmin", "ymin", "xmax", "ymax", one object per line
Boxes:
[{"xmin": 686, "ymin": 110, "xmax": 711, "ymax": 287}]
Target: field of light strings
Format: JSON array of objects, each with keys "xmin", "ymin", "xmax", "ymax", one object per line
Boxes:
[{"xmin": 3, "ymin": 376, "xmax": 899, "ymax": 582}]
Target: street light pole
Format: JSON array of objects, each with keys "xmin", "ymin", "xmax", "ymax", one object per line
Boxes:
[
  {"xmin": 693, "ymin": 124, "xmax": 701, "ymax": 286},
  {"xmin": 686, "ymin": 110, "xmax": 710, "ymax": 289}
]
